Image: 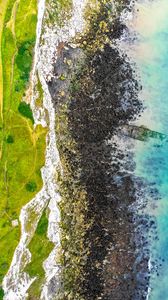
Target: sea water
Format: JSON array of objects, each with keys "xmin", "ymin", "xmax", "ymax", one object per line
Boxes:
[{"xmin": 126, "ymin": 0, "xmax": 168, "ymax": 299}]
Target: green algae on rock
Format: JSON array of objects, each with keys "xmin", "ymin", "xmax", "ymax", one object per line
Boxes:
[
  {"xmin": 45, "ymin": 0, "xmax": 72, "ymax": 27},
  {"xmin": 55, "ymin": 103, "xmax": 90, "ymax": 299},
  {"xmin": 47, "ymin": 0, "xmax": 149, "ymax": 299}
]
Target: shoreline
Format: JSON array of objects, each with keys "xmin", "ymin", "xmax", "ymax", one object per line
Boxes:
[
  {"xmin": 1, "ymin": 0, "xmax": 160, "ymax": 299},
  {"xmin": 48, "ymin": 0, "xmax": 151, "ymax": 298}
]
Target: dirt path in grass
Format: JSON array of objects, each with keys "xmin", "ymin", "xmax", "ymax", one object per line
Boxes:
[{"xmin": 0, "ymin": 0, "xmax": 9, "ymax": 124}]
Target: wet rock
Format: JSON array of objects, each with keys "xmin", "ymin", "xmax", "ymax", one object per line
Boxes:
[
  {"xmin": 48, "ymin": 1, "xmax": 155, "ymax": 299},
  {"xmin": 119, "ymin": 124, "xmax": 167, "ymax": 142}
]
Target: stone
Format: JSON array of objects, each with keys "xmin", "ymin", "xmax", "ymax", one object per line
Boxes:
[{"xmin": 11, "ymin": 219, "xmax": 19, "ymax": 227}]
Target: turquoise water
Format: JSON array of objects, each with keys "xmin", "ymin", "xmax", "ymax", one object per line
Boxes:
[{"xmin": 129, "ymin": 0, "xmax": 168, "ymax": 299}]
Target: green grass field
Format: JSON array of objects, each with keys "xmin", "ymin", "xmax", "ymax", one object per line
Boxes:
[
  {"xmin": 0, "ymin": 0, "xmax": 47, "ymax": 292},
  {"xmin": 25, "ymin": 210, "xmax": 54, "ymax": 299}
]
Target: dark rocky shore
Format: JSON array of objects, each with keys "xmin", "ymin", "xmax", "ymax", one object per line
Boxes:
[{"xmin": 47, "ymin": 0, "xmax": 154, "ymax": 299}]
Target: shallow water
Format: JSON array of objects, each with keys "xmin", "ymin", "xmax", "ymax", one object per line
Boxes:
[{"xmin": 126, "ymin": 0, "xmax": 168, "ymax": 299}]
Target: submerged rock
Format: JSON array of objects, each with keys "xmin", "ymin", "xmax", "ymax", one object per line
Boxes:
[{"xmin": 119, "ymin": 124, "xmax": 167, "ymax": 142}]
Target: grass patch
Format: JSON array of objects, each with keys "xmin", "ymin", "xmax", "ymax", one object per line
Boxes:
[
  {"xmin": 15, "ymin": 41, "xmax": 35, "ymax": 89},
  {"xmin": 35, "ymin": 76, "xmax": 44, "ymax": 107},
  {"xmin": 25, "ymin": 211, "xmax": 53, "ymax": 299},
  {"xmin": 6, "ymin": 134, "xmax": 14, "ymax": 144},
  {"xmin": 26, "ymin": 181, "xmax": 37, "ymax": 192},
  {"xmin": 0, "ymin": 287, "xmax": 4, "ymax": 300},
  {"xmin": 18, "ymin": 101, "xmax": 34, "ymax": 123},
  {"xmin": 0, "ymin": 0, "xmax": 9, "ymax": 126}
]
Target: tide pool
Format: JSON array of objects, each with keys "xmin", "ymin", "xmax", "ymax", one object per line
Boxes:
[{"xmin": 126, "ymin": 0, "xmax": 168, "ymax": 299}]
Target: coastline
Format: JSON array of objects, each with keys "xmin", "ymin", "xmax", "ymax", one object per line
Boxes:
[
  {"xmin": 1, "ymin": 0, "xmax": 163, "ymax": 299},
  {"xmin": 48, "ymin": 0, "xmax": 151, "ymax": 298}
]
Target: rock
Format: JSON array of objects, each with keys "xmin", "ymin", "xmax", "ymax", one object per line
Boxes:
[
  {"xmin": 11, "ymin": 219, "xmax": 19, "ymax": 227},
  {"xmin": 119, "ymin": 124, "xmax": 167, "ymax": 142}
]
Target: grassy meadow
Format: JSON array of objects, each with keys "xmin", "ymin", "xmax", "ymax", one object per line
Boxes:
[
  {"xmin": 25, "ymin": 210, "xmax": 54, "ymax": 299},
  {"xmin": 0, "ymin": 0, "xmax": 47, "ymax": 295}
]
